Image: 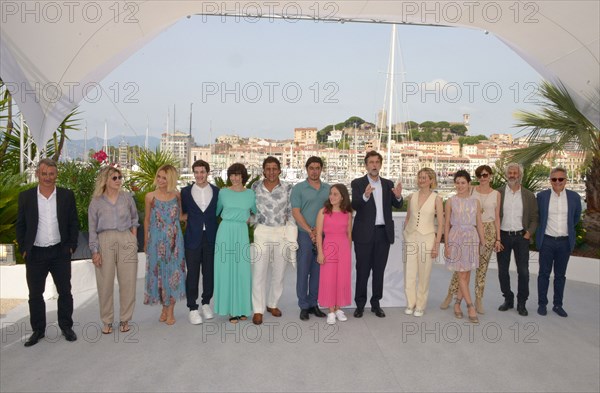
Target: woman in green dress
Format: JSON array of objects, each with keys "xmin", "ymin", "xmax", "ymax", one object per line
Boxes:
[{"xmin": 214, "ymin": 163, "xmax": 256, "ymax": 323}]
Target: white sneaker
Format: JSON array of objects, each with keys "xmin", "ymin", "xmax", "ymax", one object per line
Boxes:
[
  {"xmin": 404, "ymin": 307, "xmax": 414, "ymax": 315},
  {"xmin": 413, "ymin": 309, "xmax": 424, "ymax": 317},
  {"xmin": 335, "ymin": 310, "xmax": 347, "ymax": 322},
  {"xmin": 326, "ymin": 312, "xmax": 336, "ymax": 325},
  {"xmin": 189, "ymin": 310, "xmax": 203, "ymax": 325},
  {"xmin": 202, "ymin": 304, "xmax": 214, "ymax": 320}
]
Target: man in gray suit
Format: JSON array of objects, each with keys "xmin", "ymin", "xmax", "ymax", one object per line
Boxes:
[{"xmin": 496, "ymin": 163, "xmax": 538, "ymax": 316}]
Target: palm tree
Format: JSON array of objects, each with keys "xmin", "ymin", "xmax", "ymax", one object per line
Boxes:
[
  {"xmin": 508, "ymin": 80, "xmax": 600, "ymax": 247},
  {"xmin": 127, "ymin": 148, "xmax": 179, "ymax": 193}
]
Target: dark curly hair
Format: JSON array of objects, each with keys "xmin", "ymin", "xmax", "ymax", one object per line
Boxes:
[
  {"xmin": 227, "ymin": 163, "xmax": 249, "ymax": 184},
  {"xmin": 323, "ymin": 184, "xmax": 353, "ymax": 214},
  {"xmin": 454, "ymin": 169, "xmax": 472, "ymax": 184}
]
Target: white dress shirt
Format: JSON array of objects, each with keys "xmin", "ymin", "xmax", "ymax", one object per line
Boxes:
[
  {"xmin": 501, "ymin": 187, "xmax": 524, "ymax": 231},
  {"xmin": 191, "ymin": 183, "xmax": 213, "ymax": 230},
  {"xmin": 365, "ymin": 176, "xmax": 385, "ymax": 225},
  {"xmin": 545, "ymin": 190, "xmax": 569, "ymax": 237},
  {"xmin": 34, "ymin": 187, "xmax": 61, "ymax": 247}
]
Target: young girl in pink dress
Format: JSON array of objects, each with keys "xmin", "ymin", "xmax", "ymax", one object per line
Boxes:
[{"xmin": 315, "ymin": 184, "xmax": 353, "ymax": 325}]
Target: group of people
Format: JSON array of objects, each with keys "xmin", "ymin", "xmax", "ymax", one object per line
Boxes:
[
  {"xmin": 429, "ymin": 163, "xmax": 581, "ymax": 323},
  {"xmin": 16, "ymin": 155, "xmax": 582, "ymax": 347}
]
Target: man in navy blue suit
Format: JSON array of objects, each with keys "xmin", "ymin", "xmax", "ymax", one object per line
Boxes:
[
  {"xmin": 351, "ymin": 151, "xmax": 403, "ymax": 318},
  {"xmin": 536, "ymin": 167, "xmax": 582, "ymax": 317},
  {"xmin": 181, "ymin": 160, "xmax": 220, "ymax": 324}
]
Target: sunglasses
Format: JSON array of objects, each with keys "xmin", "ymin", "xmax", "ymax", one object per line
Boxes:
[
  {"xmin": 111, "ymin": 175, "xmax": 123, "ymax": 181},
  {"xmin": 476, "ymin": 173, "xmax": 490, "ymax": 179},
  {"xmin": 551, "ymin": 178, "xmax": 566, "ymax": 183}
]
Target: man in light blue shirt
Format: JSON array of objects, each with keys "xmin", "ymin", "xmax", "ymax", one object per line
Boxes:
[{"xmin": 291, "ymin": 156, "xmax": 331, "ymax": 321}]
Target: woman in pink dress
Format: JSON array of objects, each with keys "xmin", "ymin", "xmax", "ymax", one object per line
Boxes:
[
  {"xmin": 315, "ymin": 184, "xmax": 353, "ymax": 325},
  {"xmin": 444, "ymin": 170, "xmax": 485, "ymax": 323}
]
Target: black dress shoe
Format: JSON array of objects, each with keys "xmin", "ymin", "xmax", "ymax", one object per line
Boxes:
[
  {"xmin": 498, "ymin": 301, "xmax": 514, "ymax": 311},
  {"xmin": 353, "ymin": 308, "xmax": 364, "ymax": 318},
  {"xmin": 299, "ymin": 309, "xmax": 310, "ymax": 321},
  {"xmin": 310, "ymin": 306, "xmax": 326, "ymax": 318},
  {"xmin": 61, "ymin": 328, "xmax": 77, "ymax": 342},
  {"xmin": 517, "ymin": 304, "xmax": 528, "ymax": 316},
  {"xmin": 537, "ymin": 305, "xmax": 547, "ymax": 316},
  {"xmin": 552, "ymin": 306, "xmax": 568, "ymax": 318},
  {"xmin": 24, "ymin": 331, "xmax": 45, "ymax": 347},
  {"xmin": 371, "ymin": 307, "xmax": 386, "ymax": 318}
]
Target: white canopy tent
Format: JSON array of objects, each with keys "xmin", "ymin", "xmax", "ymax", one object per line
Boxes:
[{"xmin": 1, "ymin": 0, "xmax": 598, "ymax": 147}]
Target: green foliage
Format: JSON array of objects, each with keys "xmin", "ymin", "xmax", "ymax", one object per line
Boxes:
[
  {"xmin": 435, "ymin": 121, "xmax": 450, "ymax": 129},
  {"xmin": 450, "ymin": 124, "xmax": 468, "ymax": 135},
  {"xmin": 317, "ymin": 116, "xmax": 366, "ymax": 143},
  {"xmin": 127, "ymin": 148, "xmax": 179, "ymax": 193},
  {"xmin": 0, "ymin": 172, "xmax": 31, "ymax": 263},
  {"xmin": 459, "ymin": 135, "xmax": 488, "ymax": 147},
  {"xmin": 57, "ymin": 160, "xmax": 101, "ymax": 232},
  {"xmin": 490, "ymin": 159, "xmax": 549, "ymax": 193},
  {"xmin": 511, "ymin": 80, "xmax": 599, "ymax": 165},
  {"xmin": 419, "ymin": 121, "xmax": 437, "ymax": 128}
]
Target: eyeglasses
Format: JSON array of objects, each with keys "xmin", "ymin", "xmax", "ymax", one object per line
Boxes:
[
  {"xmin": 477, "ymin": 173, "xmax": 490, "ymax": 179},
  {"xmin": 111, "ymin": 175, "xmax": 123, "ymax": 181},
  {"xmin": 551, "ymin": 178, "xmax": 566, "ymax": 183}
]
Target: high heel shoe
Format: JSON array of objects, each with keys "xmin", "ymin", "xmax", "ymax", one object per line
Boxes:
[
  {"xmin": 475, "ymin": 298, "xmax": 485, "ymax": 314},
  {"xmin": 454, "ymin": 298, "xmax": 463, "ymax": 319},
  {"xmin": 440, "ymin": 293, "xmax": 453, "ymax": 310},
  {"xmin": 467, "ymin": 303, "xmax": 479, "ymax": 323}
]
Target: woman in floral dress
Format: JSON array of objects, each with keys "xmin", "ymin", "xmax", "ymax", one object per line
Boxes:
[{"xmin": 144, "ymin": 164, "xmax": 186, "ymax": 325}]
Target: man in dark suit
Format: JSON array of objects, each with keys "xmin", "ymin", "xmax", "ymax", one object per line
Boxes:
[
  {"xmin": 535, "ymin": 167, "xmax": 582, "ymax": 317},
  {"xmin": 181, "ymin": 160, "xmax": 220, "ymax": 325},
  {"xmin": 351, "ymin": 151, "xmax": 403, "ymax": 318},
  {"xmin": 496, "ymin": 162, "xmax": 538, "ymax": 316},
  {"xmin": 16, "ymin": 158, "xmax": 79, "ymax": 347}
]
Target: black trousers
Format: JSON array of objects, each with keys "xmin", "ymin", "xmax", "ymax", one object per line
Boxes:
[
  {"xmin": 354, "ymin": 227, "xmax": 391, "ymax": 309},
  {"xmin": 497, "ymin": 232, "xmax": 530, "ymax": 304},
  {"xmin": 25, "ymin": 244, "xmax": 73, "ymax": 332},
  {"xmin": 184, "ymin": 235, "xmax": 215, "ymax": 310}
]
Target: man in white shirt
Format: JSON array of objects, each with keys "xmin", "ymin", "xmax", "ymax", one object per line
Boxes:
[
  {"xmin": 251, "ymin": 157, "xmax": 294, "ymax": 325},
  {"xmin": 16, "ymin": 158, "xmax": 79, "ymax": 347},
  {"xmin": 535, "ymin": 167, "xmax": 582, "ymax": 317},
  {"xmin": 181, "ymin": 160, "xmax": 220, "ymax": 324},
  {"xmin": 496, "ymin": 163, "xmax": 538, "ymax": 316}
]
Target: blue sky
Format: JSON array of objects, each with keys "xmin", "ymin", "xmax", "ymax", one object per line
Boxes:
[{"xmin": 75, "ymin": 16, "xmax": 543, "ymax": 145}]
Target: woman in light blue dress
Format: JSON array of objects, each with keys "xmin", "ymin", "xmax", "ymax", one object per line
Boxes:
[
  {"xmin": 213, "ymin": 163, "xmax": 256, "ymax": 323},
  {"xmin": 144, "ymin": 165, "xmax": 186, "ymax": 325}
]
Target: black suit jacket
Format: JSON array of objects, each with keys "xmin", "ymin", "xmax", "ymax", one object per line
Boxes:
[
  {"xmin": 16, "ymin": 186, "xmax": 79, "ymax": 256},
  {"xmin": 351, "ymin": 175, "xmax": 403, "ymax": 244},
  {"xmin": 180, "ymin": 183, "xmax": 220, "ymax": 249}
]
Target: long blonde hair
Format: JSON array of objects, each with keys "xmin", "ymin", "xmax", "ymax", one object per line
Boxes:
[{"xmin": 93, "ymin": 166, "xmax": 122, "ymax": 197}]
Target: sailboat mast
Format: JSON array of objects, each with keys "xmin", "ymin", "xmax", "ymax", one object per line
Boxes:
[{"xmin": 386, "ymin": 24, "xmax": 396, "ymax": 178}]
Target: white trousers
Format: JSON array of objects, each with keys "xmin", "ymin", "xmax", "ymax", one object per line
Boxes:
[{"xmin": 252, "ymin": 224, "xmax": 289, "ymax": 313}]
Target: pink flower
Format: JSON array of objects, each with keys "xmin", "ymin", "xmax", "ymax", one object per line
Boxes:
[{"xmin": 92, "ymin": 150, "xmax": 108, "ymax": 163}]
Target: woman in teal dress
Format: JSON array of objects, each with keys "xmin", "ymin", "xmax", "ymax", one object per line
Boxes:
[
  {"xmin": 214, "ymin": 163, "xmax": 256, "ymax": 323},
  {"xmin": 144, "ymin": 164, "xmax": 186, "ymax": 325}
]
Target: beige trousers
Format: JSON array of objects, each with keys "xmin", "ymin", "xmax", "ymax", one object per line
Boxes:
[
  {"xmin": 96, "ymin": 230, "xmax": 138, "ymax": 324},
  {"xmin": 404, "ymin": 231, "xmax": 436, "ymax": 310}
]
